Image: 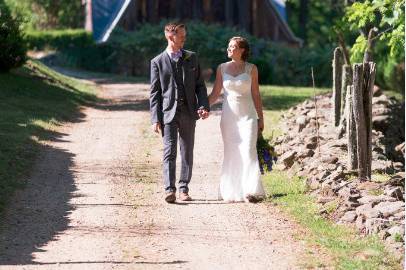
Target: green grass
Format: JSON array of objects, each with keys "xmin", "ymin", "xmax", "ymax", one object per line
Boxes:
[
  {"xmin": 0, "ymin": 59, "xmax": 97, "ymax": 212},
  {"xmin": 260, "ymin": 85, "xmax": 329, "ymax": 139},
  {"xmin": 260, "ymin": 85, "xmax": 402, "ymax": 269},
  {"xmin": 263, "ymin": 172, "xmax": 401, "ymax": 269}
]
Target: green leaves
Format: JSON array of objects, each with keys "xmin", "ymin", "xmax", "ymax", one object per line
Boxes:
[
  {"xmin": 340, "ymin": 0, "xmax": 404, "ymax": 93},
  {"xmin": 345, "ymin": 1, "xmax": 377, "ymax": 30},
  {"xmin": 0, "ymin": 0, "xmax": 26, "ymax": 72}
]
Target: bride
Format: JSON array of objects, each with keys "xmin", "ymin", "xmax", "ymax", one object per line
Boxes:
[{"xmin": 208, "ymin": 36, "xmax": 266, "ymax": 203}]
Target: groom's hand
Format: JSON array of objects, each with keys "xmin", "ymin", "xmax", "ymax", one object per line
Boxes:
[
  {"xmin": 152, "ymin": 122, "xmax": 162, "ymax": 134},
  {"xmin": 197, "ymin": 108, "xmax": 209, "ymax": 120}
]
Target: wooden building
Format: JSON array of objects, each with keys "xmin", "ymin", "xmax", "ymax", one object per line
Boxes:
[{"xmin": 87, "ymin": 0, "xmax": 301, "ymax": 46}]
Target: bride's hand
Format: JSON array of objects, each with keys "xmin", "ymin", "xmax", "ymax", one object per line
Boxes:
[{"xmin": 258, "ymin": 118, "xmax": 264, "ymax": 133}]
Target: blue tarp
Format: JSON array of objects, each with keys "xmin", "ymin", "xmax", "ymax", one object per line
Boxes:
[
  {"xmin": 271, "ymin": 0, "xmax": 287, "ymax": 21},
  {"xmin": 92, "ymin": 0, "xmax": 132, "ymax": 43}
]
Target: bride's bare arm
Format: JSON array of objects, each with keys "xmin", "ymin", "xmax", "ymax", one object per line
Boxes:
[
  {"xmin": 250, "ymin": 65, "xmax": 264, "ymax": 131},
  {"xmin": 208, "ymin": 65, "xmax": 223, "ymax": 106}
]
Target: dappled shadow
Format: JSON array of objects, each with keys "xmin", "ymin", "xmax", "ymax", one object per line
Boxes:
[
  {"xmin": 0, "ymin": 64, "xmax": 94, "ymax": 265},
  {"xmin": 0, "ymin": 143, "xmax": 78, "ymax": 265}
]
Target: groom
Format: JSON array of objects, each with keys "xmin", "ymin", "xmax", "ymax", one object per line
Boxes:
[{"xmin": 149, "ymin": 22, "xmax": 209, "ymax": 203}]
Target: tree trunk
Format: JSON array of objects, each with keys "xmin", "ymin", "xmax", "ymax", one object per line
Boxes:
[
  {"xmin": 299, "ymin": 0, "xmax": 308, "ymax": 45},
  {"xmin": 333, "ymin": 47, "xmax": 343, "ymax": 126},
  {"xmin": 337, "ymin": 31, "xmax": 351, "ymax": 69},
  {"xmin": 363, "ymin": 28, "xmax": 377, "ymax": 63},
  {"xmin": 347, "ymin": 85, "xmax": 358, "ymax": 170}
]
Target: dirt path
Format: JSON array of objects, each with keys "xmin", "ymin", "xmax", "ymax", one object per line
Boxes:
[{"xmin": 0, "ymin": 76, "xmax": 317, "ymax": 269}]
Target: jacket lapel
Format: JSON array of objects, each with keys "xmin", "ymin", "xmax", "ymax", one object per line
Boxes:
[{"xmin": 181, "ymin": 49, "xmax": 187, "ymax": 85}]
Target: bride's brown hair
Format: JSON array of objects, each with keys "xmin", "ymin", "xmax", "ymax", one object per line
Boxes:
[{"xmin": 229, "ymin": 36, "xmax": 250, "ymax": 61}]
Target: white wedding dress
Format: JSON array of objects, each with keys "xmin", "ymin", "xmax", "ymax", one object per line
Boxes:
[{"xmin": 219, "ymin": 63, "xmax": 266, "ymax": 202}]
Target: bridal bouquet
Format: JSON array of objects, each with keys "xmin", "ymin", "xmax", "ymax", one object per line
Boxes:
[{"xmin": 257, "ymin": 134, "xmax": 278, "ymax": 175}]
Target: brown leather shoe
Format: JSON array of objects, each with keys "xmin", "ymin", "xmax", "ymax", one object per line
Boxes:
[
  {"xmin": 165, "ymin": 192, "xmax": 176, "ymax": 203},
  {"xmin": 245, "ymin": 195, "xmax": 262, "ymax": 203},
  {"xmin": 179, "ymin": 192, "xmax": 192, "ymax": 201}
]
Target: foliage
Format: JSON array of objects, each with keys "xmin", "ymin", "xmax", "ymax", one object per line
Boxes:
[
  {"xmin": 25, "ymin": 29, "xmax": 93, "ymax": 51},
  {"xmin": 0, "ymin": 60, "xmax": 96, "ymax": 212},
  {"xmin": 0, "ymin": 0, "xmax": 27, "ymax": 72},
  {"xmin": 45, "ymin": 22, "xmax": 333, "ymax": 87},
  {"xmin": 286, "ymin": 0, "xmax": 346, "ymax": 48},
  {"xmin": 4, "ymin": 0, "xmax": 84, "ymax": 29},
  {"xmin": 341, "ymin": 0, "xmax": 405, "ymax": 93},
  {"xmin": 345, "ymin": 0, "xmax": 405, "ymax": 61}
]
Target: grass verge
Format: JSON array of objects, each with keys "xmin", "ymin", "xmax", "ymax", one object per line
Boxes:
[
  {"xmin": 0, "ymin": 59, "xmax": 97, "ymax": 213},
  {"xmin": 260, "ymin": 85, "xmax": 402, "ymax": 269}
]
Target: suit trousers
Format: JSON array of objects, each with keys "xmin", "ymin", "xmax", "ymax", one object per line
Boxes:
[{"xmin": 162, "ymin": 103, "xmax": 196, "ymax": 193}]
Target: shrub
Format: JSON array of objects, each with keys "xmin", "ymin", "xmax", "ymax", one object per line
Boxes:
[
  {"xmin": 70, "ymin": 22, "xmax": 333, "ymax": 86},
  {"xmin": 29, "ymin": 22, "xmax": 333, "ymax": 86},
  {"xmin": 24, "ymin": 29, "xmax": 93, "ymax": 51},
  {"xmin": 0, "ymin": 0, "xmax": 27, "ymax": 72}
]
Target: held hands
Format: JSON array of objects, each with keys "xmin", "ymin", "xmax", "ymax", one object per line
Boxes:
[{"xmin": 197, "ymin": 107, "xmax": 209, "ymax": 120}]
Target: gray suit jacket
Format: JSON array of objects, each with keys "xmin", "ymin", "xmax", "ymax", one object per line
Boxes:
[{"xmin": 150, "ymin": 49, "xmax": 209, "ymax": 125}]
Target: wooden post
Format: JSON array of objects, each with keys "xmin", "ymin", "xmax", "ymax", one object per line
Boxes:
[
  {"xmin": 364, "ymin": 62, "xmax": 376, "ymax": 178},
  {"xmin": 333, "ymin": 47, "xmax": 343, "ymax": 126},
  {"xmin": 337, "ymin": 64, "xmax": 352, "ymax": 138},
  {"xmin": 341, "ymin": 64, "xmax": 352, "ymax": 116},
  {"xmin": 347, "ymin": 85, "xmax": 357, "ymax": 170},
  {"xmin": 352, "ymin": 64, "xmax": 368, "ymax": 180}
]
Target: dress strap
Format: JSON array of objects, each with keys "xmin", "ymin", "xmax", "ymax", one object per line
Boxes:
[
  {"xmin": 245, "ymin": 63, "xmax": 253, "ymax": 75},
  {"xmin": 220, "ymin": 63, "xmax": 225, "ymax": 76}
]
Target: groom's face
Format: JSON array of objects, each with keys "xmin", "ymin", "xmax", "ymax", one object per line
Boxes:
[{"xmin": 171, "ymin": 28, "xmax": 187, "ymax": 49}]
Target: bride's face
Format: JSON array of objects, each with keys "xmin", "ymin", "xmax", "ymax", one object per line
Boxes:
[{"xmin": 227, "ymin": 40, "xmax": 243, "ymax": 60}]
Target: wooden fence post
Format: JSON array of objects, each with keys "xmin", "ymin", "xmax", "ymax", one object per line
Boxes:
[
  {"xmin": 352, "ymin": 62, "xmax": 377, "ymax": 180},
  {"xmin": 341, "ymin": 64, "xmax": 352, "ymax": 117},
  {"xmin": 333, "ymin": 47, "xmax": 343, "ymax": 126},
  {"xmin": 352, "ymin": 64, "xmax": 368, "ymax": 179},
  {"xmin": 337, "ymin": 64, "xmax": 353, "ymax": 138},
  {"xmin": 347, "ymin": 85, "xmax": 357, "ymax": 170},
  {"xmin": 364, "ymin": 62, "xmax": 376, "ymax": 178}
]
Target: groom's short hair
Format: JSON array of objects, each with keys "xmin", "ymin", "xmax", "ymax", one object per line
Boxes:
[{"xmin": 164, "ymin": 22, "xmax": 186, "ymax": 36}]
